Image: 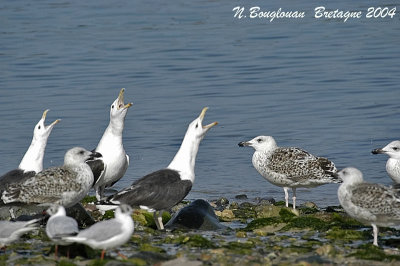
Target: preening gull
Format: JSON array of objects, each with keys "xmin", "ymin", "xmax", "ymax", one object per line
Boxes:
[
  {"xmin": 1, "ymin": 147, "xmax": 102, "ymax": 207},
  {"xmin": 89, "ymin": 88, "xmax": 132, "ymax": 200},
  {"xmin": 337, "ymin": 167, "xmax": 400, "ymax": 246},
  {"xmin": 372, "ymin": 140, "xmax": 400, "ymax": 183},
  {"xmin": 239, "ymin": 136, "xmax": 339, "ymax": 209},
  {"xmin": 97, "ymin": 107, "xmax": 218, "ymax": 230},
  {"xmin": 45, "ymin": 205, "xmax": 79, "ymax": 258},
  {"xmin": 0, "ymin": 218, "xmax": 39, "ymax": 247},
  {"xmin": 0, "ymin": 109, "xmax": 60, "ymax": 194},
  {"xmin": 62, "ymin": 204, "xmax": 134, "ymax": 260}
]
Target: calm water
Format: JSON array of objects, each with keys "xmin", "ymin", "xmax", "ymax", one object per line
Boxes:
[{"xmin": 1, "ymin": 0, "xmax": 399, "ymax": 207}]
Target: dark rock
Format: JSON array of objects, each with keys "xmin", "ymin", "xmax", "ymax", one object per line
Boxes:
[
  {"xmin": 213, "ymin": 197, "xmax": 229, "ymax": 211},
  {"xmin": 66, "ymin": 203, "xmax": 96, "ymax": 227},
  {"xmin": 165, "ymin": 199, "xmax": 228, "ymax": 230},
  {"xmin": 235, "ymin": 194, "xmax": 248, "ymax": 200},
  {"xmin": 255, "ymin": 197, "xmax": 276, "ymax": 205}
]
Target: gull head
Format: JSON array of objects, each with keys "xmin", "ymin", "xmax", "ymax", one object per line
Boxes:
[
  {"xmin": 238, "ymin": 135, "xmax": 277, "ymax": 152},
  {"xmin": 186, "ymin": 107, "xmax": 218, "ymax": 140},
  {"xmin": 335, "ymin": 167, "xmax": 364, "ymax": 185},
  {"xmin": 33, "ymin": 109, "xmax": 60, "ymax": 140},
  {"xmin": 110, "ymin": 88, "xmax": 133, "ymax": 120},
  {"xmin": 64, "ymin": 147, "xmax": 102, "ymax": 167},
  {"xmin": 372, "ymin": 140, "xmax": 400, "ymax": 159}
]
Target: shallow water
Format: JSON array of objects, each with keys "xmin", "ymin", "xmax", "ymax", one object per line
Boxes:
[{"xmin": 1, "ymin": 0, "xmax": 399, "ymax": 207}]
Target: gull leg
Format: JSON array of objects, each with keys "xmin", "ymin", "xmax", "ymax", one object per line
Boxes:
[
  {"xmin": 54, "ymin": 244, "xmax": 58, "ymax": 259},
  {"xmin": 372, "ymin": 224, "xmax": 379, "ymax": 246},
  {"xmin": 153, "ymin": 211, "xmax": 164, "ymax": 230},
  {"xmin": 101, "ymin": 249, "xmax": 106, "ymax": 260},
  {"xmin": 292, "ymin": 188, "xmax": 297, "ymax": 210},
  {"xmin": 118, "ymin": 251, "xmax": 128, "ymax": 260},
  {"xmin": 283, "ymin": 187, "xmax": 289, "ymax": 207}
]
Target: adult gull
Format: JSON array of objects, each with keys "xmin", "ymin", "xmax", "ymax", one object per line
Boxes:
[
  {"xmin": 97, "ymin": 107, "xmax": 218, "ymax": 230},
  {"xmin": 89, "ymin": 88, "xmax": 132, "ymax": 200},
  {"xmin": 372, "ymin": 140, "xmax": 400, "ymax": 183},
  {"xmin": 239, "ymin": 136, "xmax": 339, "ymax": 209},
  {"xmin": 0, "ymin": 218, "xmax": 39, "ymax": 247}
]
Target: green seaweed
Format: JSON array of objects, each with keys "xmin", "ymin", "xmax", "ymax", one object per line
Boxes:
[
  {"xmin": 349, "ymin": 243, "xmax": 400, "ymax": 261},
  {"xmin": 81, "ymin": 195, "xmax": 97, "ymax": 204},
  {"xmin": 243, "ymin": 217, "xmax": 283, "ymax": 231},
  {"xmin": 326, "ymin": 227, "xmax": 370, "ymax": 240},
  {"xmin": 283, "ymin": 216, "xmax": 327, "ymax": 231},
  {"xmin": 224, "ymin": 241, "xmax": 256, "ymax": 255}
]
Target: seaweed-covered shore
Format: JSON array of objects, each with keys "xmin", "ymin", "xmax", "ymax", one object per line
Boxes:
[{"xmin": 2, "ymin": 196, "xmax": 400, "ymax": 265}]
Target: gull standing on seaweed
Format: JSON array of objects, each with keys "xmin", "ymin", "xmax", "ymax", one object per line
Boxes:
[
  {"xmin": 46, "ymin": 205, "xmax": 79, "ymax": 258},
  {"xmin": 1, "ymin": 147, "xmax": 102, "ymax": 207},
  {"xmin": 62, "ymin": 204, "xmax": 134, "ymax": 260},
  {"xmin": 337, "ymin": 167, "xmax": 400, "ymax": 246},
  {"xmin": 372, "ymin": 140, "xmax": 400, "ymax": 183},
  {"xmin": 0, "ymin": 109, "xmax": 60, "ymax": 194},
  {"xmin": 97, "ymin": 107, "xmax": 218, "ymax": 230},
  {"xmin": 239, "ymin": 136, "xmax": 339, "ymax": 209},
  {"xmin": 89, "ymin": 88, "xmax": 132, "ymax": 201}
]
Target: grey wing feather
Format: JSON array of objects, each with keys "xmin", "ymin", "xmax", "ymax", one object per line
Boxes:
[
  {"xmin": 76, "ymin": 219, "xmax": 123, "ymax": 242},
  {"xmin": 47, "ymin": 216, "xmax": 79, "ymax": 238}
]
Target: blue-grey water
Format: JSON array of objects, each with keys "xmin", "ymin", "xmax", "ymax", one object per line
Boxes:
[{"xmin": 1, "ymin": 0, "xmax": 399, "ymax": 207}]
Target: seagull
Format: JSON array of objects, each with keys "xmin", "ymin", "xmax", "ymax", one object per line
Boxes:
[
  {"xmin": 97, "ymin": 107, "xmax": 218, "ymax": 230},
  {"xmin": 89, "ymin": 88, "xmax": 132, "ymax": 201},
  {"xmin": 62, "ymin": 204, "xmax": 134, "ymax": 260},
  {"xmin": 372, "ymin": 140, "xmax": 400, "ymax": 183},
  {"xmin": 239, "ymin": 136, "xmax": 339, "ymax": 209},
  {"xmin": 0, "ymin": 109, "xmax": 60, "ymax": 194},
  {"xmin": 337, "ymin": 167, "xmax": 400, "ymax": 246},
  {"xmin": 0, "ymin": 218, "xmax": 39, "ymax": 248},
  {"xmin": 1, "ymin": 147, "xmax": 102, "ymax": 207},
  {"xmin": 45, "ymin": 205, "xmax": 79, "ymax": 258}
]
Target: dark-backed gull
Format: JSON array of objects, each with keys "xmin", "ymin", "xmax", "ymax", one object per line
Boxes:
[
  {"xmin": 89, "ymin": 88, "xmax": 132, "ymax": 201},
  {"xmin": 1, "ymin": 147, "xmax": 102, "ymax": 207},
  {"xmin": 337, "ymin": 167, "xmax": 400, "ymax": 246},
  {"xmin": 97, "ymin": 107, "xmax": 218, "ymax": 230},
  {"xmin": 239, "ymin": 136, "xmax": 339, "ymax": 209},
  {"xmin": 45, "ymin": 205, "xmax": 79, "ymax": 258},
  {"xmin": 0, "ymin": 109, "xmax": 60, "ymax": 193},
  {"xmin": 372, "ymin": 140, "xmax": 400, "ymax": 183},
  {"xmin": 0, "ymin": 218, "xmax": 39, "ymax": 247},
  {"xmin": 62, "ymin": 204, "xmax": 134, "ymax": 260}
]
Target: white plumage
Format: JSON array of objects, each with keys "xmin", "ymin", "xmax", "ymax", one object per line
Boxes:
[{"xmin": 372, "ymin": 140, "xmax": 400, "ymax": 183}]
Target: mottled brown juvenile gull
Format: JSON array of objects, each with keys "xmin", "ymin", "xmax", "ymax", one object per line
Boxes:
[
  {"xmin": 0, "ymin": 218, "xmax": 39, "ymax": 247},
  {"xmin": 97, "ymin": 107, "xmax": 218, "ymax": 230},
  {"xmin": 62, "ymin": 204, "xmax": 134, "ymax": 260},
  {"xmin": 372, "ymin": 140, "xmax": 400, "ymax": 183},
  {"xmin": 89, "ymin": 88, "xmax": 132, "ymax": 201},
  {"xmin": 0, "ymin": 109, "xmax": 60, "ymax": 194},
  {"xmin": 46, "ymin": 205, "xmax": 79, "ymax": 258},
  {"xmin": 337, "ymin": 167, "xmax": 400, "ymax": 246},
  {"xmin": 1, "ymin": 147, "xmax": 102, "ymax": 207},
  {"xmin": 239, "ymin": 136, "xmax": 339, "ymax": 209}
]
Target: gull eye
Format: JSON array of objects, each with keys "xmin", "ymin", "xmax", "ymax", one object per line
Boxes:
[
  {"xmin": 111, "ymin": 105, "xmax": 114, "ymax": 109},
  {"xmin": 393, "ymin": 147, "xmax": 399, "ymax": 151},
  {"xmin": 38, "ymin": 125, "xmax": 41, "ymax": 129},
  {"xmin": 79, "ymin": 150, "xmax": 85, "ymax": 155},
  {"xmin": 195, "ymin": 123, "xmax": 198, "ymax": 128},
  {"xmin": 257, "ymin": 138, "xmax": 262, "ymax": 143}
]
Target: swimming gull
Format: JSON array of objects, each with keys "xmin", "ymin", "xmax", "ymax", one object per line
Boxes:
[
  {"xmin": 62, "ymin": 204, "xmax": 134, "ymax": 260},
  {"xmin": 0, "ymin": 109, "xmax": 60, "ymax": 194},
  {"xmin": 0, "ymin": 218, "xmax": 39, "ymax": 247},
  {"xmin": 336, "ymin": 167, "xmax": 400, "ymax": 246},
  {"xmin": 239, "ymin": 136, "xmax": 339, "ymax": 209},
  {"xmin": 97, "ymin": 107, "xmax": 218, "ymax": 230},
  {"xmin": 372, "ymin": 140, "xmax": 400, "ymax": 183},
  {"xmin": 45, "ymin": 205, "xmax": 79, "ymax": 258},
  {"xmin": 1, "ymin": 147, "xmax": 102, "ymax": 207},
  {"xmin": 89, "ymin": 88, "xmax": 132, "ymax": 201}
]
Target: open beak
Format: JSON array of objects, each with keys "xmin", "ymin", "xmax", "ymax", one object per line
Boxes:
[
  {"xmin": 42, "ymin": 109, "xmax": 61, "ymax": 127},
  {"xmin": 117, "ymin": 88, "xmax": 133, "ymax": 109},
  {"xmin": 199, "ymin": 107, "xmax": 218, "ymax": 129}
]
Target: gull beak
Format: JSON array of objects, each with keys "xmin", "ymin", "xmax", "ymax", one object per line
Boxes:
[
  {"xmin": 238, "ymin": 141, "xmax": 251, "ymax": 147},
  {"xmin": 199, "ymin": 107, "xmax": 218, "ymax": 129},
  {"xmin": 42, "ymin": 109, "xmax": 61, "ymax": 127},
  {"xmin": 371, "ymin": 148, "xmax": 385, "ymax": 154},
  {"xmin": 117, "ymin": 88, "xmax": 133, "ymax": 109}
]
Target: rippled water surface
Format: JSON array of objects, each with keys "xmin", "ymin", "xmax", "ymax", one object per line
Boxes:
[{"xmin": 1, "ymin": 0, "xmax": 399, "ymax": 207}]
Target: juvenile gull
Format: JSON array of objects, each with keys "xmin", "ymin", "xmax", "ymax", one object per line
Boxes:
[
  {"xmin": 239, "ymin": 136, "xmax": 339, "ymax": 209},
  {"xmin": 89, "ymin": 88, "xmax": 132, "ymax": 200},
  {"xmin": 62, "ymin": 204, "xmax": 134, "ymax": 260},
  {"xmin": 46, "ymin": 205, "xmax": 79, "ymax": 258},
  {"xmin": 97, "ymin": 107, "xmax": 218, "ymax": 230},
  {"xmin": 372, "ymin": 140, "xmax": 400, "ymax": 183},
  {"xmin": 337, "ymin": 167, "xmax": 400, "ymax": 246},
  {"xmin": 0, "ymin": 218, "xmax": 39, "ymax": 247},
  {"xmin": 0, "ymin": 109, "xmax": 60, "ymax": 193},
  {"xmin": 1, "ymin": 147, "xmax": 102, "ymax": 207}
]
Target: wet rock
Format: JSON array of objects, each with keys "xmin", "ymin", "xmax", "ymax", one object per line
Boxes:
[
  {"xmin": 235, "ymin": 194, "xmax": 248, "ymax": 200},
  {"xmin": 255, "ymin": 204, "xmax": 281, "ymax": 218},
  {"xmin": 255, "ymin": 197, "xmax": 276, "ymax": 205},
  {"xmin": 161, "ymin": 257, "xmax": 202, "ymax": 266},
  {"xmin": 213, "ymin": 197, "xmax": 229, "ymax": 211},
  {"xmin": 215, "ymin": 209, "xmax": 235, "ymax": 221},
  {"xmin": 165, "ymin": 199, "xmax": 227, "ymax": 230},
  {"xmin": 66, "ymin": 203, "xmax": 96, "ymax": 227}
]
